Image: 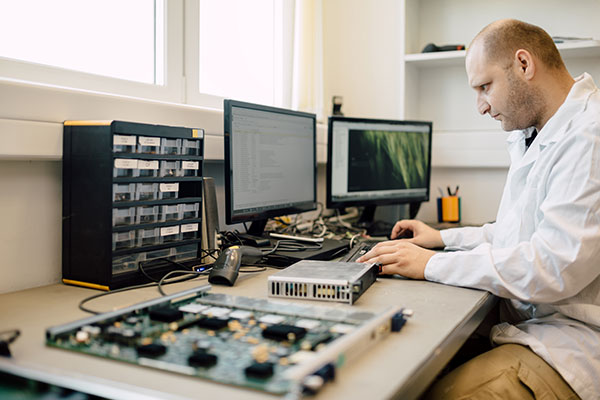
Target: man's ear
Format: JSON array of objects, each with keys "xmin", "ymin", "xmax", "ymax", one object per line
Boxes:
[{"xmin": 515, "ymin": 49, "xmax": 535, "ymax": 80}]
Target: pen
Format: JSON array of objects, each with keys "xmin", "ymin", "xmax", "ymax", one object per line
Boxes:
[
  {"xmin": 438, "ymin": 187, "xmax": 445, "ymax": 197},
  {"xmin": 447, "ymin": 186, "xmax": 452, "ymax": 196},
  {"xmin": 454, "ymin": 185, "xmax": 459, "ymax": 196}
]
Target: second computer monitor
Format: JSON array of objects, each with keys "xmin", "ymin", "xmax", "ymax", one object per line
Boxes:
[
  {"xmin": 224, "ymin": 100, "xmax": 317, "ymax": 236},
  {"xmin": 327, "ymin": 116, "xmax": 432, "ymax": 225}
]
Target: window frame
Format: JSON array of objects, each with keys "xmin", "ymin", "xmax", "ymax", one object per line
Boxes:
[{"xmin": 0, "ymin": 1, "xmax": 184, "ymax": 104}]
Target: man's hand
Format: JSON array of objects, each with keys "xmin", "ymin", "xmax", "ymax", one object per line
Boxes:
[
  {"xmin": 356, "ymin": 240, "xmax": 436, "ymax": 279},
  {"xmin": 392, "ymin": 220, "xmax": 444, "ymax": 249}
]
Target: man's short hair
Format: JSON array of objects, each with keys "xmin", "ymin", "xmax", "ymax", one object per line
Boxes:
[{"xmin": 479, "ymin": 19, "xmax": 565, "ymax": 70}]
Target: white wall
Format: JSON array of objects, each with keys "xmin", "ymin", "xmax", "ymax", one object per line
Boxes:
[{"xmin": 322, "ymin": 0, "xmax": 404, "ymax": 119}]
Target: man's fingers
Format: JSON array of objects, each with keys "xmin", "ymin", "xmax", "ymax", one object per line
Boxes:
[
  {"xmin": 364, "ymin": 253, "xmax": 399, "ymax": 267},
  {"xmin": 358, "ymin": 241, "xmax": 409, "ymax": 262}
]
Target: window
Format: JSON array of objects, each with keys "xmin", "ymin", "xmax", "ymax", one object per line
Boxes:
[
  {"xmin": 0, "ymin": 0, "xmax": 297, "ymax": 109},
  {"xmin": 0, "ymin": 0, "xmax": 164, "ymax": 85},
  {"xmin": 196, "ymin": 0, "xmax": 293, "ymax": 107}
]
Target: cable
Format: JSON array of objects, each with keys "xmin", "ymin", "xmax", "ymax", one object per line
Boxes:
[
  {"xmin": 262, "ymin": 240, "xmax": 323, "ymax": 255},
  {"xmin": 349, "ymin": 233, "xmax": 363, "ymax": 248},
  {"xmin": 0, "ymin": 329, "xmax": 20, "ymax": 344},
  {"xmin": 79, "ymin": 257, "xmax": 209, "ymax": 314},
  {"xmin": 78, "ymin": 282, "xmax": 156, "ymax": 314},
  {"xmin": 157, "ymin": 269, "xmax": 210, "ymax": 296},
  {"xmin": 239, "ymin": 265, "xmax": 268, "ymax": 273},
  {"xmin": 335, "ymin": 208, "xmax": 355, "ymax": 229},
  {"xmin": 0, "ymin": 329, "xmax": 20, "ymax": 357}
]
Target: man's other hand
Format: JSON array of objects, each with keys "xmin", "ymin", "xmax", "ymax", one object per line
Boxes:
[{"xmin": 391, "ymin": 220, "xmax": 444, "ymax": 249}]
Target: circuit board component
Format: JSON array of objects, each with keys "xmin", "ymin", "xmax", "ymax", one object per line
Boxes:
[{"xmin": 46, "ymin": 285, "xmax": 411, "ymax": 396}]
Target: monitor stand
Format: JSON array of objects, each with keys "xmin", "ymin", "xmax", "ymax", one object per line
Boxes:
[
  {"xmin": 354, "ymin": 203, "xmax": 422, "ymax": 237},
  {"xmin": 236, "ymin": 219, "xmax": 271, "ymax": 247}
]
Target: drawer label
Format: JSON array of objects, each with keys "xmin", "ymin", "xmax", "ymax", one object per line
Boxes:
[
  {"xmin": 160, "ymin": 226, "xmax": 180, "ymax": 236},
  {"xmin": 114, "ymin": 135, "xmax": 136, "ymax": 146},
  {"xmin": 182, "ymin": 161, "xmax": 199, "ymax": 170},
  {"xmin": 160, "ymin": 183, "xmax": 179, "ymax": 192},
  {"xmin": 114, "ymin": 159, "xmax": 138, "ymax": 169},
  {"xmin": 181, "ymin": 223, "xmax": 199, "ymax": 233},
  {"xmin": 138, "ymin": 136, "xmax": 161, "ymax": 146},
  {"xmin": 138, "ymin": 160, "xmax": 159, "ymax": 170}
]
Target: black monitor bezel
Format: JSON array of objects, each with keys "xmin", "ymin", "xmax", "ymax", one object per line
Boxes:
[
  {"xmin": 326, "ymin": 116, "xmax": 433, "ymax": 210},
  {"xmin": 224, "ymin": 99, "xmax": 318, "ymax": 226}
]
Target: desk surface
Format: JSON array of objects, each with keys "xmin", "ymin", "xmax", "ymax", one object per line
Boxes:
[{"xmin": 0, "ymin": 270, "xmax": 495, "ymax": 400}]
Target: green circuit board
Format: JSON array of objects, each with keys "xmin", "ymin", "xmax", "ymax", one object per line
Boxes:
[{"xmin": 46, "ymin": 288, "xmax": 407, "ymax": 396}]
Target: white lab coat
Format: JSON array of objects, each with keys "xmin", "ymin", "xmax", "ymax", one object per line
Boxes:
[{"xmin": 426, "ymin": 73, "xmax": 600, "ymax": 399}]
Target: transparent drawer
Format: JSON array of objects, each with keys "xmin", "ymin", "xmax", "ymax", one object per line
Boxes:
[
  {"xmin": 113, "ymin": 183, "xmax": 136, "ymax": 203},
  {"xmin": 136, "ymin": 205, "xmax": 159, "ymax": 224},
  {"xmin": 161, "ymin": 138, "xmax": 181, "ymax": 155},
  {"xmin": 160, "ymin": 204, "xmax": 181, "ymax": 222},
  {"xmin": 180, "ymin": 223, "xmax": 199, "ymax": 240},
  {"xmin": 112, "ymin": 254, "xmax": 139, "ymax": 275},
  {"xmin": 137, "ymin": 136, "xmax": 161, "ymax": 154},
  {"xmin": 137, "ymin": 160, "xmax": 159, "ymax": 178},
  {"xmin": 160, "ymin": 225, "xmax": 181, "ymax": 243},
  {"xmin": 112, "ymin": 230, "xmax": 135, "ymax": 251},
  {"xmin": 159, "ymin": 183, "xmax": 179, "ymax": 200},
  {"xmin": 113, "ymin": 159, "xmax": 139, "ymax": 178},
  {"xmin": 181, "ymin": 203, "xmax": 199, "ymax": 219},
  {"xmin": 137, "ymin": 183, "xmax": 159, "ymax": 201},
  {"xmin": 181, "ymin": 160, "xmax": 200, "ymax": 177},
  {"xmin": 172, "ymin": 244, "xmax": 198, "ymax": 261},
  {"xmin": 113, "ymin": 134, "xmax": 136, "ymax": 153},
  {"xmin": 112, "ymin": 207, "xmax": 136, "ymax": 226},
  {"xmin": 182, "ymin": 138, "xmax": 201, "ymax": 156},
  {"xmin": 145, "ymin": 248, "xmax": 171, "ymax": 261},
  {"xmin": 160, "ymin": 160, "xmax": 181, "ymax": 177},
  {"xmin": 137, "ymin": 227, "xmax": 160, "ymax": 247}
]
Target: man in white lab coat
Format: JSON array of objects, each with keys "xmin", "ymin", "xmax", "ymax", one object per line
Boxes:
[{"xmin": 359, "ymin": 19, "xmax": 599, "ymax": 399}]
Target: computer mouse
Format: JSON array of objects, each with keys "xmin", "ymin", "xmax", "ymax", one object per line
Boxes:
[{"xmin": 208, "ymin": 246, "xmax": 263, "ymax": 286}]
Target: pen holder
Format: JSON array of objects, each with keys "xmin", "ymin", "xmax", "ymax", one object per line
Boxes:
[{"xmin": 437, "ymin": 196, "xmax": 461, "ymax": 223}]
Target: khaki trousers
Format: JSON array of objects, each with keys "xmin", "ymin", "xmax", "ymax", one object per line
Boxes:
[{"xmin": 422, "ymin": 344, "xmax": 579, "ymax": 400}]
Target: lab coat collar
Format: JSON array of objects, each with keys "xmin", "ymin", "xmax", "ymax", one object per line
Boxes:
[{"xmin": 535, "ymin": 73, "xmax": 595, "ymax": 147}]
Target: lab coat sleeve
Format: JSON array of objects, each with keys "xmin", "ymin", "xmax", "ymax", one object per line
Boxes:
[
  {"xmin": 440, "ymin": 223, "xmax": 496, "ymax": 251},
  {"xmin": 426, "ymin": 125, "xmax": 600, "ymax": 303}
]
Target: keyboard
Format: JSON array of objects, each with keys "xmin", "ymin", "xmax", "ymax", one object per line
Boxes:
[{"xmin": 339, "ymin": 241, "xmax": 377, "ymax": 262}]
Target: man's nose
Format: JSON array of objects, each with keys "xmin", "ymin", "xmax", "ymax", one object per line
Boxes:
[{"xmin": 477, "ymin": 95, "xmax": 490, "ymax": 115}]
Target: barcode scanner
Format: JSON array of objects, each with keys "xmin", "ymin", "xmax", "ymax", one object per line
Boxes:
[{"xmin": 208, "ymin": 246, "xmax": 264, "ymax": 286}]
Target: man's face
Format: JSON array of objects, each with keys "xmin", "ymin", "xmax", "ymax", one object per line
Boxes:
[{"xmin": 466, "ymin": 42, "xmax": 541, "ymax": 131}]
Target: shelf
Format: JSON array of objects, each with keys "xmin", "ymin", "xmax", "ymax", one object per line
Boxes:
[{"xmin": 404, "ymin": 40, "xmax": 600, "ymax": 68}]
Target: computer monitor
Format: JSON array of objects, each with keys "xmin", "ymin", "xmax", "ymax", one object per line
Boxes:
[
  {"xmin": 224, "ymin": 100, "xmax": 317, "ymax": 237},
  {"xmin": 327, "ymin": 116, "xmax": 432, "ymax": 230}
]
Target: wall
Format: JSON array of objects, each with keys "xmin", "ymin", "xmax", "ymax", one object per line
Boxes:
[{"xmin": 322, "ymin": 0, "xmax": 404, "ymax": 119}]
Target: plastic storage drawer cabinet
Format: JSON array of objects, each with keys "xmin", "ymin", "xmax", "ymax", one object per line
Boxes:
[{"xmin": 63, "ymin": 120, "xmax": 205, "ymax": 290}]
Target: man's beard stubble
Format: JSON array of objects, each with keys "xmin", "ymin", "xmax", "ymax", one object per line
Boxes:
[{"xmin": 504, "ymin": 68, "xmax": 545, "ymax": 132}]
